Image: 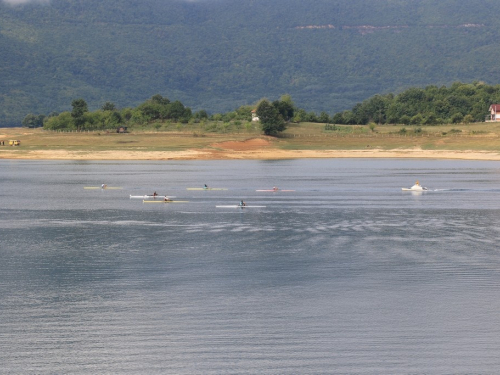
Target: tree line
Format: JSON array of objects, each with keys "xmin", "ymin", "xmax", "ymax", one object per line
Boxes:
[
  {"xmin": 331, "ymin": 81, "xmax": 500, "ymax": 125},
  {"xmin": 31, "ymin": 94, "xmax": 298, "ymax": 135},
  {"xmin": 23, "ymin": 82, "xmax": 500, "ymax": 134}
]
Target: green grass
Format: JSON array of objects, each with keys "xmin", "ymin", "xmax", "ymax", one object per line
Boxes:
[{"xmin": 3, "ymin": 121, "xmax": 500, "ymax": 154}]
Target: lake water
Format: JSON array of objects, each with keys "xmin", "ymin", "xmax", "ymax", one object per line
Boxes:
[{"xmin": 1, "ymin": 158, "xmax": 500, "ymax": 374}]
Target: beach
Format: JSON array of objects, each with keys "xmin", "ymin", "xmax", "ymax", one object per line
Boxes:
[
  {"xmin": 2, "ymin": 144, "xmax": 500, "ymax": 161},
  {"xmin": 2, "ymin": 128, "xmax": 500, "ymax": 160}
]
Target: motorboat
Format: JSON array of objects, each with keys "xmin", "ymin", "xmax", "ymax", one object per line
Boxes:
[{"xmin": 402, "ymin": 181, "xmax": 428, "ymax": 191}]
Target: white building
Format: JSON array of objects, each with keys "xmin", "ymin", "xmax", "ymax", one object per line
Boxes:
[
  {"xmin": 486, "ymin": 104, "xmax": 500, "ymax": 122},
  {"xmin": 251, "ymin": 109, "xmax": 259, "ymax": 122}
]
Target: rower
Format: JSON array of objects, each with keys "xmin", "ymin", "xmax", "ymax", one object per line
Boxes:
[
  {"xmin": 239, "ymin": 200, "xmax": 246, "ymax": 207},
  {"xmin": 273, "ymin": 186, "xmax": 278, "ymax": 191},
  {"xmin": 204, "ymin": 184, "xmax": 208, "ymax": 189},
  {"xmin": 164, "ymin": 197, "xmax": 171, "ymax": 202},
  {"xmin": 101, "ymin": 184, "xmax": 107, "ymax": 189},
  {"xmin": 153, "ymin": 191, "xmax": 158, "ymax": 197}
]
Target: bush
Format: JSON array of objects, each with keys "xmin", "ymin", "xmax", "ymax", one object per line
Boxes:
[
  {"xmin": 400, "ymin": 115, "xmax": 411, "ymax": 125},
  {"xmin": 463, "ymin": 114, "xmax": 474, "ymax": 124},
  {"xmin": 410, "ymin": 113, "xmax": 423, "ymax": 125},
  {"xmin": 451, "ymin": 113, "xmax": 464, "ymax": 124}
]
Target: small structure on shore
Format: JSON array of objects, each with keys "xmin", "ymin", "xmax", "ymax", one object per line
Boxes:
[
  {"xmin": 486, "ymin": 104, "xmax": 500, "ymax": 122},
  {"xmin": 251, "ymin": 109, "xmax": 259, "ymax": 122}
]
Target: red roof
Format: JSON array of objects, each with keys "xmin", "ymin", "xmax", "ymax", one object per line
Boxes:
[{"xmin": 490, "ymin": 104, "xmax": 500, "ymax": 112}]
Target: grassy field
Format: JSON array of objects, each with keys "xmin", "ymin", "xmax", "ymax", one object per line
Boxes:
[
  {"xmin": 0, "ymin": 128, "xmax": 255, "ymax": 152},
  {"xmin": 279, "ymin": 122, "xmax": 500, "ymax": 151},
  {"xmin": 2, "ymin": 121, "xmax": 500, "ymax": 153}
]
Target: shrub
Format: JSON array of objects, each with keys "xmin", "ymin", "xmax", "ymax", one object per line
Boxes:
[{"xmin": 451, "ymin": 113, "xmax": 464, "ymax": 124}]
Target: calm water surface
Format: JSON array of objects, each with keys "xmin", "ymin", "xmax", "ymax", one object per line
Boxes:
[{"xmin": 1, "ymin": 159, "xmax": 500, "ymax": 374}]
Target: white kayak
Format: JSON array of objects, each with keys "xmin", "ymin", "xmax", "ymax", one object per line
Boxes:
[
  {"xmin": 216, "ymin": 205, "xmax": 266, "ymax": 208},
  {"xmin": 143, "ymin": 200, "xmax": 189, "ymax": 203},
  {"xmin": 130, "ymin": 195, "xmax": 175, "ymax": 199}
]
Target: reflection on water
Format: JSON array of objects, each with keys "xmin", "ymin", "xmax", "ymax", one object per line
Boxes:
[{"xmin": 1, "ymin": 159, "xmax": 500, "ymax": 374}]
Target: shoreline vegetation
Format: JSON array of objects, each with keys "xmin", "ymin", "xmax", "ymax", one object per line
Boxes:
[
  {"xmin": 13, "ymin": 83, "xmax": 500, "ymax": 161},
  {"xmin": 2, "ymin": 123, "xmax": 500, "ymax": 161}
]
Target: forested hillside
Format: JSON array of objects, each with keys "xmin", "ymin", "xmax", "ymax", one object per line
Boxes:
[
  {"xmin": 2, "ymin": 0, "xmax": 500, "ymax": 126},
  {"xmin": 333, "ymin": 82, "xmax": 500, "ymax": 125}
]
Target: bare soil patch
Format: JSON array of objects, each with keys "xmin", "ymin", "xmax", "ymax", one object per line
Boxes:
[{"xmin": 210, "ymin": 138, "xmax": 272, "ymax": 151}]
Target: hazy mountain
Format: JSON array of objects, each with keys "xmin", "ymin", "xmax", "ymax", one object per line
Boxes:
[{"xmin": 1, "ymin": 0, "xmax": 500, "ymax": 126}]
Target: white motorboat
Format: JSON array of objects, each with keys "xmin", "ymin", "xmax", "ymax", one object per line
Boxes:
[{"xmin": 402, "ymin": 181, "xmax": 428, "ymax": 191}]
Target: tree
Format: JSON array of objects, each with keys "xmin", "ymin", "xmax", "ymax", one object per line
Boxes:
[
  {"xmin": 273, "ymin": 94, "xmax": 295, "ymax": 121},
  {"xmin": 306, "ymin": 112, "xmax": 318, "ymax": 122},
  {"xmin": 451, "ymin": 112, "xmax": 464, "ymax": 124},
  {"xmin": 44, "ymin": 112, "xmax": 74, "ymax": 130},
  {"xmin": 331, "ymin": 113, "xmax": 344, "ymax": 124},
  {"xmin": 256, "ymin": 99, "xmax": 285, "ymax": 135},
  {"xmin": 400, "ymin": 115, "xmax": 411, "ymax": 125},
  {"xmin": 319, "ymin": 112, "xmax": 330, "ymax": 123},
  {"xmin": 102, "ymin": 102, "xmax": 116, "ymax": 111},
  {"xmin": 22, "ymin": 114, "xmax": 38, "ymax": 128},
  {"xmin": 234, "ymin": 105, "xmax": 254, "ymax": 121},
  {"xmin": 71, "ymin": 98, "xmax": 88, "ymax": 130},
  {"xmin": 138, "ymin": 101, "xmax": 163, "ymax": 121},
  {"xmin": 293, "ymin": 108, "xmax": 307, "ymax": 123},
  {"xmin": 167, "ymin": 100, "xmax": 190, "ymax": 122},
  {"xmin": 194, "ymin": 110, "xmax": 209, "ymax": 120},
  {"xmin": 410, "ymin": 113, "xmax": 423, "ymax": 125},
  {"xmin": 463, "ymin": 114, "xmax": 474, "ymax": 124},
  {"xmin": 424, "ymin": 112, "xmax": 437, "ymax": 125},
  {"xmin": 22, "ymin": 114, "xmax": 45, "ymax": 127},
  {"xmin": 151, "ymin": 94, "xmax": 170, "ymax": 106},
  {"xmin": 342, "ymin": 110, "xmax": 356, "ymax": 125}
]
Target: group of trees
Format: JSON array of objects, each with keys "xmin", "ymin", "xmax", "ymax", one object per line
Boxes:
[
  {"xmin": 255, "ymin": 95, "xmax": 294, "ymax": 135},
  {"xmin": 37, "ymin": 94, "xmax": 297, "ymax": 134},
  {"xmin": 26, "ymin": 82, "xmax": 500, "ymax": 133},
  {"xmin": 332, "ymin": 82, "xmax": 500, "ymax": 125},
  {"xmin": 42, "ymin": 95, "xmax": 196, "ymax": 131}
]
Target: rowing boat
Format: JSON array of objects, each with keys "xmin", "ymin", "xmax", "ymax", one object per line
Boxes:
[
  {"xmin": 256, "ymin": 189, "xmax": 295, "ymax": 192},
  {"xmin": 187, "ymin": 188, "xmax": 228, "ymax": 191},
  {"xmin": 130, "ymin": 195, "xmax": 175, "ymax": 199},
  {"xmin": 216, "ymin": 205, "xmax": 266, "ymax": 208},
  {"xmin": 84, "ymin": 187, "xmax": 122, "ymax": 190},
  {"xmin": 143, "ymin": 200, "xmax": 189, "ymax": 203}
]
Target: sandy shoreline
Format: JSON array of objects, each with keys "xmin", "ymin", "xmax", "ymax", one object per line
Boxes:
[
  {"xmin": 2, "ymin": 147, "xmax": 500, "ymax": 161},
  {"xmin": 2, "ymin": 129, "xmax": 500, "ymax": 160}
]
